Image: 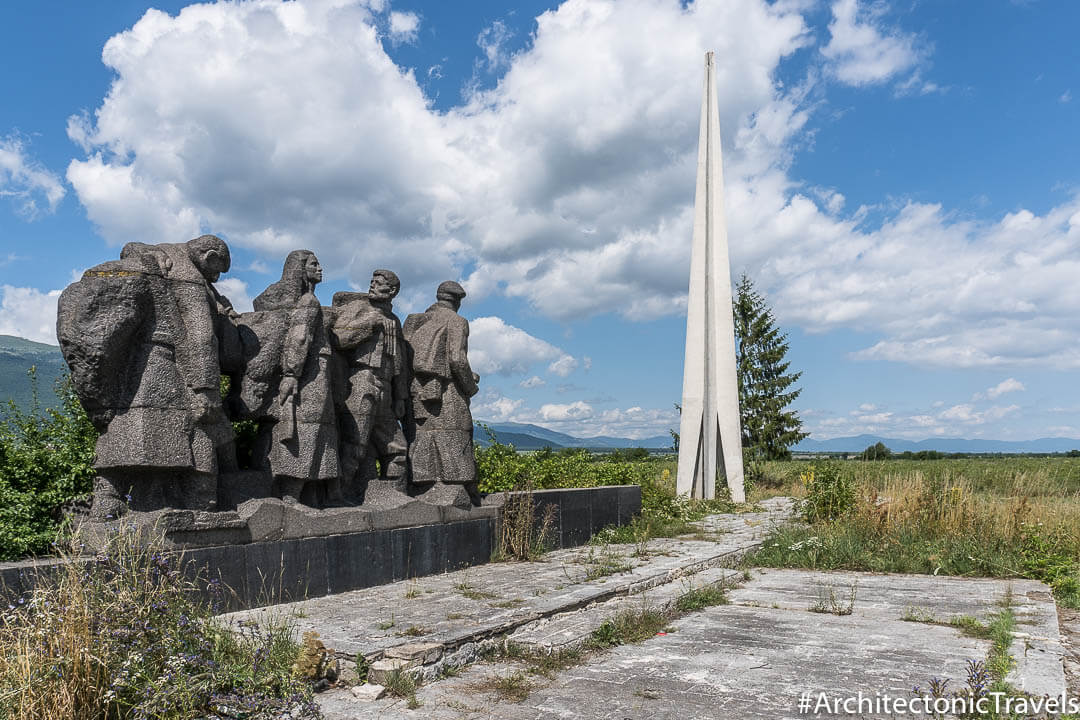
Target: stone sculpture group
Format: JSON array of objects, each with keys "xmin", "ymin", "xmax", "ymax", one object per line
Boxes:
[{"xmin": 56, "ymin": 235, "xmax": 482, "ymax": 523}]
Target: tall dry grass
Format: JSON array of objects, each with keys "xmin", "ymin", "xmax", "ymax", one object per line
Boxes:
[
  {"xmin": 0, "ymin": 530, "xmax": 318, "ymax": 720},
  {"xmin": 746, "ymin": 459, "xmax": 1080, "ymax": 606}
]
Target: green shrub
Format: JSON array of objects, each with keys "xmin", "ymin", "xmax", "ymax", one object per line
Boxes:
[
  {"xmin": 0, "ymin": 371, "xmax": 96, "ymax": 560},
  {"xmin": 798, "ymin": 462, "xmax": 855, "ymax": 523}
]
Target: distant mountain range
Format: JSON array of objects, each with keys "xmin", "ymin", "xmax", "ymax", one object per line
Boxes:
[
  {"xmin": 476, "ymin": 425, "xmax": 1080, "ymax": 454},
  {"xmin": 0, "ymin": 335, "xmax": 66, "ymax": 411},
  {"xmin": 792, "ymin": 433, "xmax": 1080, "ymax": 455},
  {"xmin": 474, "ymin": 421, "xmax": 673, "ymax": 450}
]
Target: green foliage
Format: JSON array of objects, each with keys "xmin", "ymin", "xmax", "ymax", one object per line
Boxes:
[
  {"xmin": 798, "ymin": 463, "xmax": 855, "ymax": 523},
  {"xmin": 896, "ymin": 450, "xmax": 946, "ymax": 460},
  {"xmin": 607, "ymin": 447, "xmax": 650, "ymax": 462},
  {"xmin": 220, "ymin": 374, "xmax": 260, "ymax": 469},
  {"xmin": 475, "ymin": 424, "xmax": 659, "ymax": 497},
  {"xmin": 674, "ymin": 584, "xmax": 729, "ymax": 612},
  {"xmin": 589, "ymin": 608, "xmax": 668, "ymax": 648},
  {"xmin": 733, "ymin": 275, "xmax": 807, "ymax": 461},
  {"xmin": 1017, "ymin": 524, "xmax": 1080, "ymax": 605},
  {"xmin": 0, "ymin": 370, "xmax": 97, "ymax": 560},
  {"xmin": 860, "ymin": 441, "xmax": 892, "ymax": 460}
]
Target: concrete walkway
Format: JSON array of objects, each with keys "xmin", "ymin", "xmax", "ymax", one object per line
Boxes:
[
  {"xmin": 227, "ymin": 497, "xmax": 792, "ymax": 662},
  {"xmin": 228, "ymin": 496, "xmax": 1067, "ymax": 718},
  {"xmin": 316, "ymin": 569, "xmax": 1063, "ymax": 719}
]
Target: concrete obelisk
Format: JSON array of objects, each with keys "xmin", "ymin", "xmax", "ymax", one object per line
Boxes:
[{"xmin": 676, "ymin": 51, "xmax": 745, "ymax": 502}]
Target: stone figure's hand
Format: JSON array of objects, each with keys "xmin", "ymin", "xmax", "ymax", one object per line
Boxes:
[
  {"xmin": 279, "ymin": 376, "xmax": 299, "ymax": 405},
  {"xmin": 192, "ymin": 390, "xmax": 216, "ymax": 423}
]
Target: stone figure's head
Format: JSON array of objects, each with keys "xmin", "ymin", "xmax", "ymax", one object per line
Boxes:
[
  {"xmin": 436, "ymin": 280, "xmax": 466, "ymax": 310},
  {"xmin": 369, "ymin": 269, "xmax": 400, "ymax": 303},
  {"xmin": 304, "ymin": 253, "xmax": 323, "ymax": 285},
  {"xmin": 281, "ymin": 249, "xmax": 321, "ymax": 289},
  {"xmin": 253, "ymin": 250, "xmax": 322, "ymax": 311},
  {"xmin": 187, "ymin": 235, "xmax": 231, "ymax": 283}
]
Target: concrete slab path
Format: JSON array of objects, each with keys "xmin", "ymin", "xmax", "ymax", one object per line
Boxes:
[
  {"xmin": 226, "ymin": 497, "xmax": 792, "ymax": 661},
  {"xmin": 227, "ymin": 497, "xmax": 1067, "ymax": 718},
  {"xmin": 314, "ymin": 568, "xmax": 1063, "ymax": 720}
]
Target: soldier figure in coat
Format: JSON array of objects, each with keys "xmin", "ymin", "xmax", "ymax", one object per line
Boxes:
[{"xmin": 403, "ymin": 281, "xmax": 481, "ymax": 507}]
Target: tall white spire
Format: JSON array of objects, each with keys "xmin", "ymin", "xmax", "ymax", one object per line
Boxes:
[{"xmin": 676, "ymin": 51, "xmax": 745, "ymax": 502}]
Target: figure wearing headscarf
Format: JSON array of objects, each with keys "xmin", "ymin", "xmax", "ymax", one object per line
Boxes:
[
  {"xmin": 403, "ymin": 281, "xmax": 481, "ymax": 507},
  {"xmin": 239, "ymin": 250, "xmax": 341, "ymax": 504}
]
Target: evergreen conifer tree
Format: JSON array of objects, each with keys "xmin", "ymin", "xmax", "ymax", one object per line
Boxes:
[{"xmin": 733, "ymin": 275, "xmax": 808, "ymax": 460}]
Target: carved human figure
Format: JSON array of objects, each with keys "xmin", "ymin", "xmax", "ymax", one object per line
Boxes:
[
  {"xmin": 56, "ymin": 234, "xmax": 241, "ymax": 519},
  {"xmin": 403, "ymin": 281, "xmax": 481, "ymax": 507},
  {"xmin": 239, "ymin": 250, "xmax": 341, "ymax": 505},
  {"xmin": 329, "ymin": 269, "xmax": 410, "ymax": 507}
]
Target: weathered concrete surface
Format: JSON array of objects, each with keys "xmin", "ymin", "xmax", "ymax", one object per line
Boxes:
[
  {"xmin": 508, "ymin": 566, "xmax": 741, "ymax": 652},
  {"xmin": 726, "ymin": 568, "xmax": 1065, "ymax": 701},
  {"xmin": 1059, "ymin": 607, "xmax": 1080, "ymax": 698},
  {"xmin": 315, "ymin": 567, "xmax": 1064, "ymax": 720},
  {"xmin": 225, "ymin": 498, "xmax": 792, "ymax": 660}
]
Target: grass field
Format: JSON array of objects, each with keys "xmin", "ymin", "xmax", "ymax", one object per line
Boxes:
[{"xmin": 739, "ymin": 457, "xmax": 1080, "ymax": 608}]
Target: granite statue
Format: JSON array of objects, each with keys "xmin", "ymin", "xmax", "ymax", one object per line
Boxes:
[
  {"xmin": 232, "ymin": 250, "xmax": 341, "ymax": 506},
  {"xmin": 329, "ymin": 270, "xmax": 411, "ymax": 508},
  {"xmin": 403, "ymin": 281, "xmax": 481, "ymax": 508},
  {"xmin": 56, "ymin": 227, "xmax": 492, "ymax": 534},
  {"xmin": 56, "ymin": 234, "xmax": 241, "ymax": 520}
]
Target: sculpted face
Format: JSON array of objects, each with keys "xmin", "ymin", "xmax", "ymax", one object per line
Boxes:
[
  {"xmin": 304, "ymin": 255, "xmax": 323, "ymax": 284},
  {"xmin": 369, "ymin": 273, "xmax": 399, "ymax": 302},
  {"xmin": 198, "ymin": 249, "xmax": 230, "ymax": 283}
]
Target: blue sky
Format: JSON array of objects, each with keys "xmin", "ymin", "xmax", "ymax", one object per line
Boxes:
[{"xmin": 1, "ymin": 0, "xmax": 1078, "ymax": 442}]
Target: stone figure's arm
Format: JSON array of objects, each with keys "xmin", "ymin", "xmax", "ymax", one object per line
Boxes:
[
  {"xmin": 449, "ymin": 317, "xmax": 480, "ymax": 398},
  {"xmin": 170, "ymin": 282, "xmax": 221, "ymax": 393},
  {"xmin": 282, "ymin": 305, "xmax": 318, "ymax": 378},
  {"xmin": 211, "ymin": 285, "xmax": 244, "ymax": 373},
  {"xmin": 120, "ymin": 242, "xmax": 173, "ymax": 275}
]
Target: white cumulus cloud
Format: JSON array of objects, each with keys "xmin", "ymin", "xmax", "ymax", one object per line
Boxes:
[
  {"xmin": 821, "ymin": 0, "xmax": 923, "ymax": 87},
  {"xmin": 468, "ymin": 316, "xmax": 575, "ymax": 377},
  {"xmin": 973, "ymin": 377, "xmax": 1026, "ymax": 401},
  {"xmin": 987, "ymin": 378, "xmax": 1025, "ymax": 398},
  {"xmin": 472, "ymin": 390, "xmax": 525, "ymax": 423},
  {"xmin": 547, "ymin": 354, "xmax": 578, "ymax": 378},
  {"xmin": 0, "ymin": 286, "xmax": 62, "ymax": 345},
  {"xmin": 59, "ymin": 0, "xmax": 1080, "ymax": 375},
  {"xmin": 540, "ymin": 401, "xmax": 593, "ymax": 421},
  {"xmin": 215, "ymin": 277, "xmax": 254, "ymax": 313},
  {"xmin": 64, "ymin": 0, "xmax": 811, "ymax": 322}
]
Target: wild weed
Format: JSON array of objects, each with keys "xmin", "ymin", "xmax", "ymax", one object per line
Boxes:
[{"xmin": 0, "ymin": 529, "xmax": 318, "ymax": 720}]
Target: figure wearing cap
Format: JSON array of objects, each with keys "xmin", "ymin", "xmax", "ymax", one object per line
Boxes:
[{"xmin": 403, "ymin": 281, "xmax": 481, "ymax": 507}]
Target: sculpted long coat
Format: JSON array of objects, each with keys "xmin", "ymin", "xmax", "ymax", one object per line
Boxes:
[
  {"xmin": 403, "ymin": 302, "xmax": 479, "ymax": 485},
  {"xmin": 56, "ymin": 252, "xmax": 212, "ymax": 472}
]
